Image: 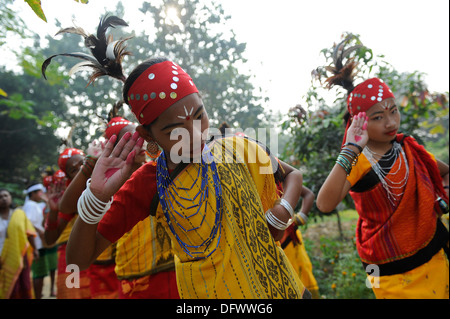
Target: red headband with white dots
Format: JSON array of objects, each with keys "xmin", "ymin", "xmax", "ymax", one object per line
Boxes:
[
  {"xmin": 347, "ymin": 78, "xmax": 395, "ymax": 116},
  {"xmin": 127, "ymin": 60, "xmax": 199, "ymax": 125},
  {"xmin": 104, "ymin": 117, "xmax": 133, "ymax": 140}
]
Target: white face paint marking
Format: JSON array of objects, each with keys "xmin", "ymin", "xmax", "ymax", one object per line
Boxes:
[{"xmin": 177, "ymin": 105, "xmax": 194, "ymax": 120}]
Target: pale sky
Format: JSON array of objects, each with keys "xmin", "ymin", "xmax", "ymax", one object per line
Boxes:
[{"xmin": 7, "ymin": 0, "xmax": 450, "ymax": 115}]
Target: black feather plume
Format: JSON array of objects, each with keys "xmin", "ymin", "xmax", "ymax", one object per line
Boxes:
[
  {"xmin": 315, "ymin": 34, "xmax": 365, "ymax": 93},
  {"xmin": 42, "ymin": 15, "xmax": 132, "ymax": 85}
]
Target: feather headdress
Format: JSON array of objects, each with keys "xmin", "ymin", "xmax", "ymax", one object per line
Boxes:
[
  {"xmin": 42, "ymin": 15, "xmax": 132, "ymax": 85},
  {"xmin": 314, "ymin": 34, "xmax": 364, "ymax": 93}
]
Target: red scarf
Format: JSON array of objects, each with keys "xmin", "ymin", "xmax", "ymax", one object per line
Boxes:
[{"xmin": 350, "ymin": 134, "xmax": 447, "ymax": 264}]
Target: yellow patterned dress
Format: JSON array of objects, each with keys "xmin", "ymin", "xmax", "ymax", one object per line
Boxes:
[
  {"xmin": 155, "ymin": 137, "xmax": 307, "ymax": 298},
  {"xmin": 99, "ymin": 137, "xmax": 308, "ymax": 299}
]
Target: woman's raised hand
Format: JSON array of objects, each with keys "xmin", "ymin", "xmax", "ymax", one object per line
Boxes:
[
  {"xmin": 89, "ymin": 131, "xmax": 144, "ymax": 202},
  {"xmin": 346, "ymin": 112, "xmax": 369, "ymax": 149}
]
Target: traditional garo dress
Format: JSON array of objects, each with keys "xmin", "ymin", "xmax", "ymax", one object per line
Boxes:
[{"xmin": 347, "ymin": 134, "xmax": 449, "ymax": 299}]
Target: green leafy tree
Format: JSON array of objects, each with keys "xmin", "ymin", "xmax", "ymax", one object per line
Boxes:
[{"xmin": 133, "ymin": 0, "xmax": 270, "ymax": 129}]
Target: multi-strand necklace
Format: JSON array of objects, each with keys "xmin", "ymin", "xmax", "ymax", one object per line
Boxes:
[
  {"xmin": 156, "ymin": 144, "xmax": 223, "ymax": 259},
  {"xmin": 363, "ymin": 141, "xmax": 409, "ymax": 207}
]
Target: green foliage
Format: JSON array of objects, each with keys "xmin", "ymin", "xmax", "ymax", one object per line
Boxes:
[
  {"xmin": 0, "ymin": 0, "xmax": 271, "ymax": 193},
  {"xmin": 24, "ymin": 0, "xmax": 89, "ymax": 22},
  {"xmin": 309, "ymin": 236, "xmax": 375, "ymax": 299},
  {"xmin": 303, "ymin": 210, "xmax": 375, "ymax": 299},
  {"xmin": 136, "ymin": 0, "xmax": 270, "ymax": 129}
]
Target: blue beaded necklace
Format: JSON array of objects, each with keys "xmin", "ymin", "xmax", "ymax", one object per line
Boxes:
[{"xmin": 156, "ymin": 144, "xmax": 223, "ymax": 259}]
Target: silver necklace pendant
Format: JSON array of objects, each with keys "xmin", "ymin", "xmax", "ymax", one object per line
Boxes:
[{"xmin": 363, "ymin": 142, "xmax": 409, "ymax": 206}]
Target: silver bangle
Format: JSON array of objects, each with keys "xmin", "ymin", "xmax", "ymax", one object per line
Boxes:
[
  {"xmin": 299, "ymin": 212, "xmax": 308, "ymax": 224},
  {"xmin": 77, "ymin": 179, "xmax": 113, "ymax": 225},
  {"xmin": 265, "ymin": 209, "xmax": 293, "ymax": 231},
  {"xmin": 275, "ymin": 198, "xmax": 295, "ymax": 218}
]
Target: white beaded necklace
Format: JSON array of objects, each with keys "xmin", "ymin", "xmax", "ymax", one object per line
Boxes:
[{"xmin": 363, "ymin": 141, "xmax": 409, "ymax": 206}]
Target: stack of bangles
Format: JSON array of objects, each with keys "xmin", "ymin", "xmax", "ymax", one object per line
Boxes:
[
  {"xmin": 77, "ymin": 178, "xmax": 113, "ymax": 224},
  {"xmin": 294, "ymin": 212, "xmax": 309, "ymax": 226},
  {"xmin": 265, "ymin": 198, "xmax": 295, "ymax": 230},
  {"xmin": 80, "ymin": 155, "xmax": 98, "ymax": 178},
  {"xmin": 336, "ymin": 142, "xmax": 363, "ymax": 176}
]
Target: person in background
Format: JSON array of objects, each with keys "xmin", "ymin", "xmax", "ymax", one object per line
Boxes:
[
  {"xmin": 41, "ymin": 170, "xmax": 58, "ymax": 297},
  {"xmin": 44, "ymin": 149, "xmax": 92, "ymax": 299},
  {"xmin": 0, "ymin": 188, "xmax": 37, "ymax": 299},
  {"xmin": 22, "ymin": 183, "xmax": 48, "ymax": 299},
  {"xmin": 59, "ymin": 103, "xmax": 178, "ymax": 299}
]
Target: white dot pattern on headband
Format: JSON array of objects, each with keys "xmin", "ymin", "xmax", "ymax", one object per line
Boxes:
[
  {"xmin": 377, "ymin": 97, "xmax": 382, "ymax": 102},
  {"xmin": 172, "ymin": 71, "xmax": 178, "ymax": 75},
  {"xmin": 371, "ymin": 96, "xmax": 376, "ymax": 101},
  {"xmin": 368, "ymin": 84, "xmax": 373, "ymax": 88},
  {"xmin": 160, "ymin": 92, "xmax": 166, "ymax": 99},
  {"xmin": 109, "ymin": 121, "xmax": 132, "ymax": 127},
  {"xmin": 151, "ymin": 92, "xmax": 156, "ymax": 99},
  {"xmin": 173, "ymin": 77, "xmax": 179, "ymax": 82},
  {"xmin": 170, "ymin": 92, "xmax": 177, "ymax": 99},
  {"xmin": 189, "ymin": 80, "xmax": 194, "ymax": 86},
  {"xmin": 149, "ymin": 73, "xmax": 155, "ymax": 80},
  {"xmin": 143, "ymin": 94, "xmax": 148, "ymax": 101},
  {"xmin": 171, "ymin": 83, "xmax": 178, "ymax": 90}
]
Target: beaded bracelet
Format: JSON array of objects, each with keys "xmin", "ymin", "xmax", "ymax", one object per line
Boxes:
[
  {"xmin": 77, "ymin": 179, "xmax": 113, "ymax": 224},
  {"xmin": 343, "ymin": 142, "xmax": 363, "ymax": 153},
  {"xmin": 336, "ymin": 154, "xmax": 352, "ymax": 175}
]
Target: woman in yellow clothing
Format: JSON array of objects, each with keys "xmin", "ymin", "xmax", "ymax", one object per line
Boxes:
[
  {"xmin": 0, "ymin": 189, "xmax": 37, "ymax": 299},
  {"xmin": 61, "ymin": 56, "xmax": 310, "ymax": 299},
  {"xmin": 280, "ymin": 186, "xmax": 320, "ymax": 299},
  {"xmin": 316, "ymin": 39, "xmax": 449, "ymax": 298}
]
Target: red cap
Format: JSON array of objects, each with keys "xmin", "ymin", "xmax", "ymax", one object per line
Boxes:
[
  {"xmin": 104, "ymin": 117, "xmax": 133, "ymax": 140},
  {"xmin": 347, "ymin": 78, "xmax": 395, "ymax": 116},
  {"xmin": 58, "ymin": 148, "xmax": 85, "ymax": 174},
  {"xmin": 127, "ymin": 60, "xmax": 199, "ymax": 125}
]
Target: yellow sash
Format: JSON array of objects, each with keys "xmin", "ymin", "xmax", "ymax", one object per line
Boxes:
[
  {"xmin": 156, "ymin": 137, "xmax": 306, "ymax": 298},
  {"xmin": 0, "ymin": 208, "xmax": 36, "ymax": 299},
  {"xmin": 115, "ymin": 215, "xmax": 174, "ymax": 280}
]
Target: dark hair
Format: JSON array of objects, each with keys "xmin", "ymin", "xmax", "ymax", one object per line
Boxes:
[{"xmin": 122, "ymin": 57, "xmax": 169, "ymax": 105}]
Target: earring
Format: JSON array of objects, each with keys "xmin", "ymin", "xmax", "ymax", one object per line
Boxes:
[{"xmin": 146, "ymin": 140, "xmax": 161, "ymax": 159}]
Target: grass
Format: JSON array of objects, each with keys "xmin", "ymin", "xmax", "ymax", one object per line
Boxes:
[{"xmin": 301, "ymin": 209, "xmax": 376, "ymax": 299}]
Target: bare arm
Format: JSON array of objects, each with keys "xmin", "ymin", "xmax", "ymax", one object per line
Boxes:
[
  {"xmin": 268, "ymin": 160, "xmax": 303, "ymax": 241},
  {"xmin": 66, "ymin": 132, "xmax": 144, "ymax": 269},
  {"xmin": 298, "ymin": 186, "xmax": 315, "ymax": 216},
  {"xmin": 317, "ymin": 112, "xmax": 369, "ymax": 213},
  {"xmin": 59, "ymin": 156, "xmax": 98, "ymax": 215},
  {"xmin": 44, "ymin": 180, "xmax": 70, "ymax": 245}
]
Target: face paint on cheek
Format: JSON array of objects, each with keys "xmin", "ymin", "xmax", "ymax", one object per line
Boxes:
[{"xmin": 177, "ymin": 105, "xmax": 194, "ymax": 120}]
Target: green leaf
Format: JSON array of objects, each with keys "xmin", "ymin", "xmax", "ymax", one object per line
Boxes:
[
  {"xmin": 25, "ymin": 0, "xmax": 47, "ymax": 22},
  {"xmin": 0, "ymin": 88, "xmax": 7, "ymax": 97},
  {"xmin": 430, "ymin": 125, "xmax": 445, "ymax": 135}
]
